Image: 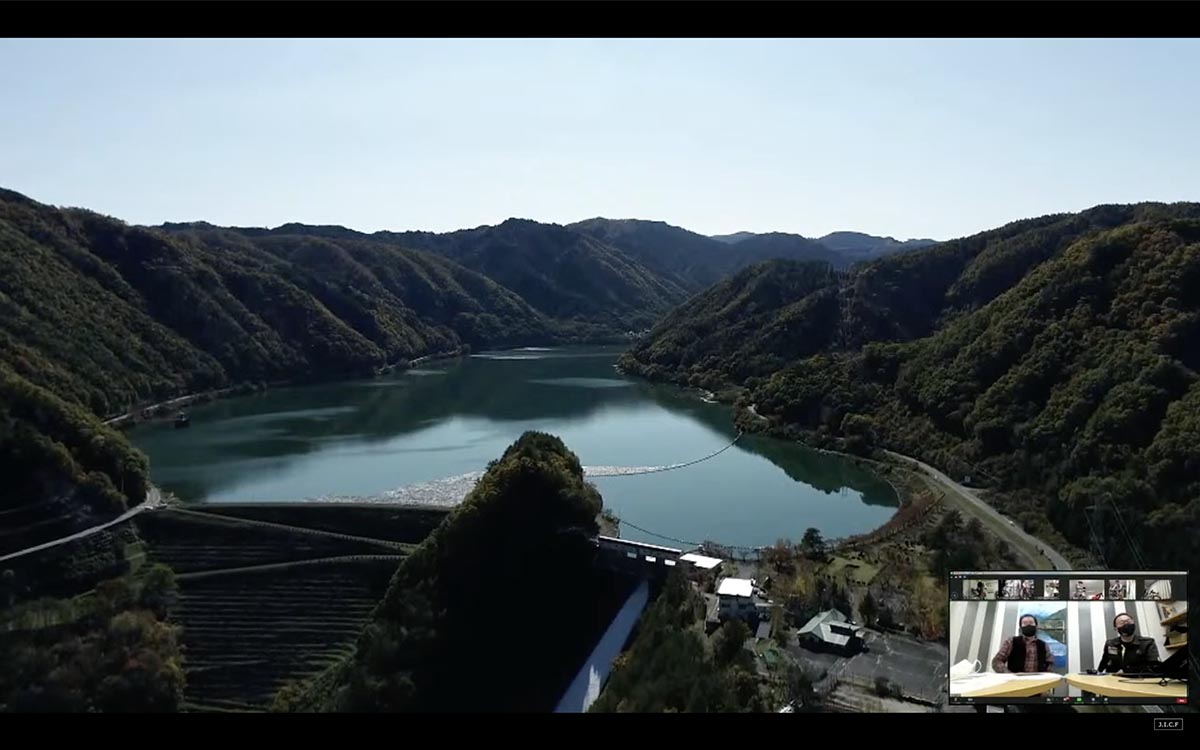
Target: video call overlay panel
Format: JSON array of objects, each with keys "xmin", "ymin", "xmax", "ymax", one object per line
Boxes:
[{"xmin": 948, "ymin": 570, "xmax": 1188, "ymax": 706}]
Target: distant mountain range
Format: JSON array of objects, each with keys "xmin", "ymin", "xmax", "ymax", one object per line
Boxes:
[
  {"xmin": 570, "ymin": 219, "xmax": 922, "ymax": 292},
  {"xmin": 714, "ymin": 229, "xmax": 938, "ymax": 262}
]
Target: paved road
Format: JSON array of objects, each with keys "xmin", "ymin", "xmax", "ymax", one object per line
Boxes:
[
  {"xmin": 745, "ymin": 403, "xmax": 1071, "ymax": 571},
  {"xmin": 103, "ymin": 395, "xmax": 199, "ymax": 425},
  {"xmin": 882, "ymin": 450, "xmax": 1073, "ymax": 571},
  {"xmin": 0, "ymin": 486, "xmax": 164, "ymax": 564}
]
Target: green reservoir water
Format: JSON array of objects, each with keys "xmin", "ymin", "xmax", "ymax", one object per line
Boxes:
[{"xmin": 129, "ymin": 347, "xmax": 897, "ymax": 548}]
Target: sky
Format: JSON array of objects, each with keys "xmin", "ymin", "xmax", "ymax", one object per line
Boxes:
[{"xmin": 1, "ymin": 38, "xmax": 1197, "ymax": 241}]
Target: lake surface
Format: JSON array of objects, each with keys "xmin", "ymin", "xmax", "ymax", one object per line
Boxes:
[{"xmin": 130, "ymin": 347, "xmax": 897, "ymax": 548}]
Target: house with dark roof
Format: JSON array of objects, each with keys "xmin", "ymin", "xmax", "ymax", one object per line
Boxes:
[{"xmin": 796, "ymin": 608, "xmax": 865, "ymax": 655}]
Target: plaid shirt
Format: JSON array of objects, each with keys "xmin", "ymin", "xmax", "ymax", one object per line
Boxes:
[{"xmin": 992, "ymin": 635, "xmax": 1052, "ymax": 673}]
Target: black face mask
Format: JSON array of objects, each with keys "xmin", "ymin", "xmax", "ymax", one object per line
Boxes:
[
  {"xmin": 1118, "ymin": 624, "xmax": 1136, "ymax": 637},
  {"xmin": 1021, "ymin": 625, "xmax": 1038, "ymax": 637}
]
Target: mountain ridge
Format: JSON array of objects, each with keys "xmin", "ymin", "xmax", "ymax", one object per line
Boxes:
[{"xmin": 622, "ymin": 202, "xmax": 1200, "ymax": 570}]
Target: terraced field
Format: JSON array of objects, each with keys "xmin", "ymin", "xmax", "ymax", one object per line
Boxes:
[{"xmin": 176, "ymin": 560, "xmax": 397, "ymax": 711}]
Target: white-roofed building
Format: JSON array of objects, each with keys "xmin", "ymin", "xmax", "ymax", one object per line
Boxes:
[
  {"xmin": 716, "ymin": 577, "xmax": 757, "ymax": 620},
  {"xmin": 679, "ymin": 552, "xmax": 724, "ymax": 587},
  {"xmin": 796, "ymin": 608, "xmax": 865, "ymax": 655},
  {"xmin": 680, "ymin": 552, "xmax": 723, "ymax": 571}
]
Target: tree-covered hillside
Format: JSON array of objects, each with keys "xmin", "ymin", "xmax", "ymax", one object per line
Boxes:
[
  {"xmin": 729, "ymin": 232, "xmax": 842, "ymax": 270},
  {"xmin": 590, "ymin": 570, "xmax": 770, "ymax": 713},
  {"xmin": 281, "ymin": 432, "xmax": 621, "ymax": 712},
  {"xmin": 817, "ymin": 231, "xmax": 937, "ymax": 262},
  {"xmin": 1, "ymin": 188, "xmax": 552, "ymax": 560},
  {"xmin": 0, "ymin": 369, "xmax": 148, "ymax": 539},
  {"xmin": 621, "ymin": 260, "xmax": 840, "ymax": 388},
  {"xmin": 1, "ymin": 189, "xmax": 554, "ymax": 418},
  {"xmin": 388, "ymin": 219, "xmax": 689, "ymax": 336},
  {"xmin": 571, "ymin": 218, "xmax": 744, "ymax": 289},
  {"xmin": 623, "ymin": 204, "xmax": 1200, "ymax": 568}
]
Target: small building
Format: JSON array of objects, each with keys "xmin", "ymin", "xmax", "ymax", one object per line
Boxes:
[
  {"xmin": 796, "ymin": 608, "xmax": 864, "ymax": 655},
  {"xmin": 716, "ymin": 577, "xmax": 757, "ymax": 621},
  {"xmin": 680, "ymin": 551, "xmax": 724, "ymax": 587},
  {"xmin": 680, "ymin": 552, "xmax": 723, "ymax": 574},
  {"xmin": 594, "ymin": 535, "xmax": 682, "ymax": 581}
]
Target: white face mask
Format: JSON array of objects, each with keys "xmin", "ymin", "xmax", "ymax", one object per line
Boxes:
[{"xmin": 950, "ymin": 659, "xmax": 982, "ymax": 678}]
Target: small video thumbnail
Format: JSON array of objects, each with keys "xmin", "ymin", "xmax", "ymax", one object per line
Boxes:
[
  {"xmin": 1041, "ymin": 579, "xmax": 1059, "ymax": 599},
  {"xmin": 1143, "ymin": 578, "xmax": 1172, "ymax": 600},
  {"xmin": 1000, "ymin": 578, "xmax": 1034, "ymax": 600},
  {"xmin": 1070, "ymin": 579, "xmax": 1104, "ymax": 600},
  {"xmin": 1107, "ymin": 578, "xmax": 1135, "ymax": 600},
  {"xmin": 964, "ymin": 579, "xmax": 997, "ymax": 600}
]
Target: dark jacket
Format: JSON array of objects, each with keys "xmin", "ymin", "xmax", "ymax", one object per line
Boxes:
[
  {"xmin": 993, "ymin": 635, "xmax": 1054, "ymax": 673},
  {"xmin": 1097, "ymin": 635, "xmax": 1161, "ymax": 673}
]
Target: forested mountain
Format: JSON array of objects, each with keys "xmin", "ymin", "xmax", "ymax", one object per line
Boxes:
[
  {"xmin": 572, "ymin": 219, "xmax": 905, "ymax": 288},
  {"xmin": 710, "ymin": 231, "xmax": 757, "ymax": 244},
  {"xmin": 281, "ymin": 432, "xmax": 620, "ymax": 712},
  {"xmin": 0, "ymin": 189, "xmax": 553, "ymax": 558},
  {"xmin": 570, "ymin": 218, "xmax": 740, "ymax": 289},
  {"xmin": 623, "ymin": 203, "xmax": 1200, "ymax": 568},
  {"xmin": 383, "ymin": 219, "xmax": 689, "ymax": 336},
  {"xmin": 817, "ymin": 231, "xmax": 937, "ymax": 262},
  {"xmin": 622, "ymin": 260, "xmax": 840, "ymax": 387},
  {"xmin": 166, "ymin": 218, "xmax": 693, "ymax": 338},
  {"xmin": 715, "ymin": 229, "xmax": 935, "ymax": 263},
  {"xmin": 731, "ymin": 232, "xmax": 843, "ymax": 270},
  {"xmin": 1, "ymin": 190, "xmax": 560, "ymax": 419},
  {"xmin": 2, "ymin": 186, "xmax": 927, "ymax": 568}
]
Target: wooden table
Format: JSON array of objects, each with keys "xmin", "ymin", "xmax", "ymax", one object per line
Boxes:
[
  {"xmin": 1064, "ymin": 673, "xmax": 1188, "ymax": 699},
  {"xmin": 951, "ymin": 673, "xmax": 1064, "ymax": 698}
]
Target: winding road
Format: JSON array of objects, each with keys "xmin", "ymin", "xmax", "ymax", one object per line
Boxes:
[
  {"xmin": 745, "ymin": 403, "xmax": 1071, "ymax": 571},
  {"xmin": 881, "ymin": 449, "xmax": 1073, "ymax": 571},
  {"xmin": 0, "ymin": 486, "xmax": 164, "ymax": 564}
]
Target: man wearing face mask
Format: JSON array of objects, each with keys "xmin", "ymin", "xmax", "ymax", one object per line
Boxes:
[
  {"xmin": 992, "ymin": 615, "xmax": 1055, "ymax": 673},
  {"xmin": 1097, "ymin": 613, "xmax": 1160, "ymax": 673}
]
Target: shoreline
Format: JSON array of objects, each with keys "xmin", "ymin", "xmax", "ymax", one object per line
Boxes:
[
  {"xmin": 621, "ymin": 369, "xmax": 920, "ymax": 542},
  {"xmin": 132, "ymin": 352, "xmax": 917, "ymax": 555},
  {"xmin": 110, "ymin": 340, "xmax": 633, "ymax": 430},
  {"xmin": 376, "ymin": 347, "xmax": 467, "ymax": 375},
  {"xmin": 703, "ymin": 383, "xmax": 1066, "ymax": 568},
  {"xmin": 617, "ymin": 369, "xmax": 919, "ymax": 551},
  {"xmin": 104, "ymin": 348, "xmax": 473, "ymax": 430}
]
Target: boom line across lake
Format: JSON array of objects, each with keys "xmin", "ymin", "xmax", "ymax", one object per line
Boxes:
[
  {"xmin": 582, "ymin": 431, "xmax": 743, "ymax": 477},
  {"xmin": 313, "ymin": 431, "xmax": 745, "ymax": 506}
]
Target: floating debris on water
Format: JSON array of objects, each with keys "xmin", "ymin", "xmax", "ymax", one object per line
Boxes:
[{"xmin": 306, "ymin": 433, "xmax": 743, "ymax": 507}]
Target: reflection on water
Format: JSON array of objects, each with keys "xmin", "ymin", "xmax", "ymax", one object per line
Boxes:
[{"xmin": 131, "ymin": 346, "xmax": 897, "ymax": 547}]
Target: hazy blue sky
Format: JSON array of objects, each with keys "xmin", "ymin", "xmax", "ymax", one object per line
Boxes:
[{"xmin": 2, "ymin": 39, "xmax": 1197, "ymax": 240}]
